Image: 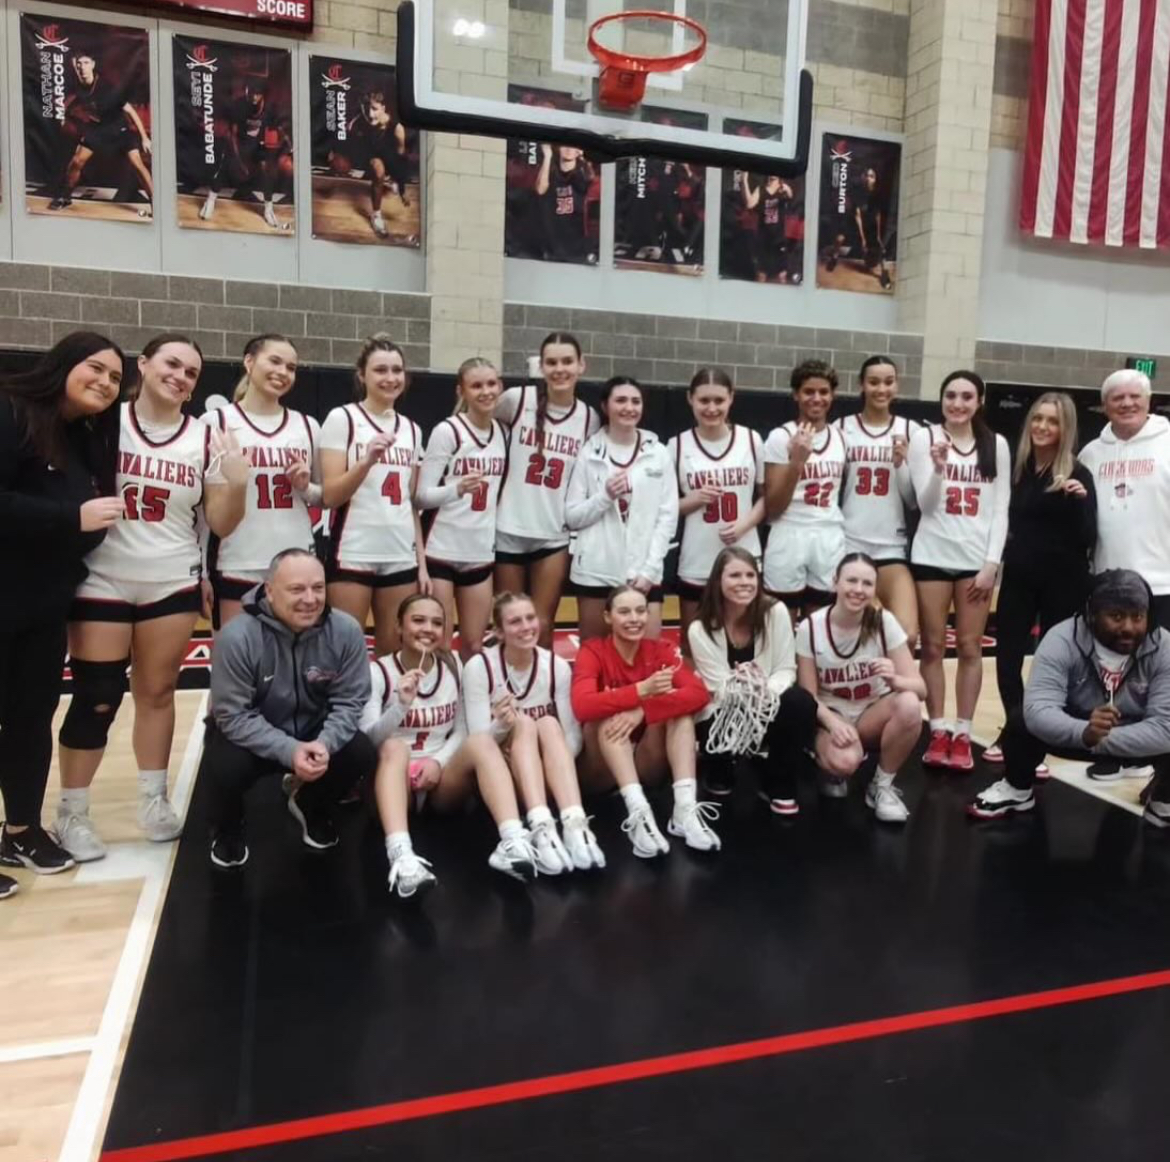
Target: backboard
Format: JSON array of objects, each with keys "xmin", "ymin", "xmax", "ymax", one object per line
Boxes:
[{"xmin": 396, "ymin": 0, "xmax": 812, "ymax": 174}]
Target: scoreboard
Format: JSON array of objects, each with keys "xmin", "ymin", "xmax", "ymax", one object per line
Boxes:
[{"xmin": 143, "ymin": 0, "xmax": 312, "ymax": 29}]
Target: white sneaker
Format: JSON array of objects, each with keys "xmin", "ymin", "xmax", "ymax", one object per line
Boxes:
[
  {"xmin": 621, "ymin": 805, "xmax": 670, "ymax": 859},
  {"xmin": 865, "ymin": 781, "xmax": 910, "ymax": 824},
  {"xmin": 372, "ymin": 211, "xmax": 388, "ymax": 237},
  {"xmin": 138, "ymin": 792, "xmax": 183, "ymax": 842},
  {"xmin": 55, "ymin": 809, "xmax": 107, "ymax": 862},
  {"xmin": 198, "ymin": 192, "xmax": 217, "ymax": 220},
  {"xmin": 668, "ymin": 801, "xmax": 722, "ymax": 852},
  {"xmin": 820, "ymin": 775, "xmax": 849, "ymax": 799},
  {"xmin": 1143, "ymin": 799, "xmax": 1170, "ymax": 829},
  {"xmin": 562, "ymin": 815, "xmax": 606, "ymax": 870},
  {"xmin": 488, "ymin": 833, "xmax": 537, "ymax": 882},
  {"xmin": 387, "ymin": 849, "xmax": 437, "ymax": 899},
  {"xmin": 263, "ymin": 202, "xmax": 279, "ymax": 229},
  {"xmin": 529, "ymin": 818, "xmax": 570, "ymax": 876},
  {"xmin": 968, "ymin": 778, "xmax": 1036, "ymax": 820}
]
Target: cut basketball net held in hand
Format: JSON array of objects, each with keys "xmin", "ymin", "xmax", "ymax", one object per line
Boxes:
[{"xmin": 705, "ymin": 665, "xmax": 780, "ymax": 756}]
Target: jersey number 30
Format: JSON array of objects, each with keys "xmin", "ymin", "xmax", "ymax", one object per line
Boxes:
[{"xmin": 703, "ymin": 493, "xmax": 738, "ymax": 523}]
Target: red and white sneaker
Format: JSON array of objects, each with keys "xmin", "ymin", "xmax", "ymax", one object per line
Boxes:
[
  {"xmin": 922, "ymin": 729, "xmax": 952, "ymax": 768},
  {"xmin": 1034, "ymin": 762, "xmax": 1051, "ymax": 781},
  {"xmin": 982, "ymin": 743, "xmax": 1004, "ymax": 763},
  {"xmin": 949, "ymin": 734, "xmax": 975, "ymax": 772}
]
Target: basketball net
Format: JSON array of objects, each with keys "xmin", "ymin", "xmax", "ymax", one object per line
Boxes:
[{"xmin": 705, "ymin": 666, "xmax": 780, "ymax": 755}]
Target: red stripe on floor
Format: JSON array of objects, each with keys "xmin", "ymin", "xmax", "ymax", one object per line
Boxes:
[{"xmin": 101, "ymin": 968, "xmax": 1170, "ymax": 1162}]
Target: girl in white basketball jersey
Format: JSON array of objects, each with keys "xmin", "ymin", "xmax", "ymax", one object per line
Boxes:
[
  {"xmin": 463, "ymin": 592, "xmax": 604, "ymax": 874},
  {"xmin": 668, "ymin": 368, "xmax": 765, "ymax": 650},
  {"xmin": 321, "ymin": 335, "xmax": 428, "ymax": 655},
  {"xmin": 494, "ymin": 332, "xmax": 600, "ymax": 647},
  {"xmin": 837, "ymin": 356, "xmax": 920, "ymax": 644},
  {"xmin": 565, "ymin": 376, "xmax": 679, "ymax": 641},
  {"xmin": 416, "ymin": 358, "xmax": 508, "ymax": 660},
  {"xmin": 796, "ymin": 554, "xmax": 925, "ymax": 822},
  {"xmin": 56, "ymin": 335, "xmax": 249, "ymax": 861},
  {"xmin": 909, "ymin": 371, "xmax": 1010, "ymax": 772},
  {"xmin": 362, "ymin": 594, "xmax": 539, "ymax": 899},
  {"xmin": 206, "ymin": 334, "xmax": 320, "ymax": 630},
  {"xmin": 763, "ymin": 360, "xmax": 848, "ymax": 617}
]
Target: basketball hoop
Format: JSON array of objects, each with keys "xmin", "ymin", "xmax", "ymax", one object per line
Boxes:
[{"xmin": 587, "ymin": 9, "xmax": 708, "ymax": 112}]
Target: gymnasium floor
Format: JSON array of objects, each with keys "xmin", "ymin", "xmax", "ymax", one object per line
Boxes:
[{"xmin": 3, "ymin": 649, "xmax": 1169, "ymax": 1162}]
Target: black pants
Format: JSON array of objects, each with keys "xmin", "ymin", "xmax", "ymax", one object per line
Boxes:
[
  {"xmin": 698, "ymin": 685, "xmax": 818, "ymax": 799},
  {"xmin": 996, "ymin": 563, "xmax": 1089, "ymax": 723},
  {"xmin": 0, "ymin": 619, "xmax": 68, "ymax": 827},
  {"xmin": 1003, "ymin": 708, "xmax": 1170, "ymax": 797},
  {"xmin": 1153, "ymin": 594, "xmax": 1170, "ymax": 633},
  {"xmin": 199, "ymin": 724, "xmax": 376, "ymax": 834}
]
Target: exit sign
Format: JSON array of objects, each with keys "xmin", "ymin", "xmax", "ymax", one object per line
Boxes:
[
  {"xmin": 1127, "ymin": 356, "xmax": 1157, "ymax": 379},
  {"xmin": 142, "ymin": 0, "xmax": 312, "ymax": 28}
]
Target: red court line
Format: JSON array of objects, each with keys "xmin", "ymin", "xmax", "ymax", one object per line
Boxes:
[{"xmin": 101, "ymin": 968, "xmax": 1170, "ymax": 1162}]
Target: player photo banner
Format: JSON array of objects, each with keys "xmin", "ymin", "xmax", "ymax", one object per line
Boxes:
[
  {"xmin": 720, "ymin": 118, "xmax": 806, "ymax": 286},
  {"xmin": 815, "ymin": 133, "xmax": 901, "ymax": 295},
  {"xmin": 21, "ymin": 15, "xmax": 153, "ymax": 223},
  {"xmin": 615, "ymin": 107, "xmax": 708, "ymax": 276},
  {"xmin": 173, "ymin": 36, "xmax": 294, "ymax": 235},
  {"xmin": 505, "ymin": 84, "xmax": 597, "ymax": 265},
  {"xmin": 309, "ymin": 56, "xmax": 420, "ymax": 248}
]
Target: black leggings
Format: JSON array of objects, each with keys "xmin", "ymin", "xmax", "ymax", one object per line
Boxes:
[
  {"xmin": 697, "ymin": 685, "xmax": 818, "ymax": 799},
  {"xmin": 996, "ymin": 564, "xmax": 1089, "ymax": 722},
  {"xmin": 0, "ymin": 620, "xmax": 68, "ymax": 827},
  {"xmin": 199, "ymin": 724, "xmax": 377, "ymax": 834}
]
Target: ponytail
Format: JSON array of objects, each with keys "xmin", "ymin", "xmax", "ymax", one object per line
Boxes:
[
  {"xmin": 453, "ymin": 356, "xmax": 497, "ymax": 415},
  {"xmin": 236, "ymin": 333, "xmax": 296, "ymax": 403},
  {"xmin": 536, "ymin": 331, "xmax": 582, "ymax": 447}
]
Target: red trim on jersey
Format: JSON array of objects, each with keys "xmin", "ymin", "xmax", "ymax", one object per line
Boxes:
[
  {"xmin": 691, "ymin": 425, "xmax": 738, "ymax": 464},
  {"xmin": 232, "ymin": 403, "xmax": 290, "ymax": 438},
  {"xmin": 938, "ymin": 424, "xmax": 976, "ymax": 458},
  {"xmin": 854, "ymin": 415, "xmax": 896, "ymax": 440},
  {"xmin": 392, "ymin": 651, "xmax": 444, "ymax": 699},
  {"xmin": 128, "ymin": 403, "xmax": 192, "ymax": 449},
  {"xmin": 784, "ymin": 421, "xmax": 835, "ymax": 456},
  {"xmin": 824, "ymin": 609, "xmax": 864, "ymax": 660},
  {"xmin": 299, "ymin": 411, "xmax": 315, "ymax": 459},
  {"xmin": 607, "ymin": 433, "xmax": 642, "ymax": 470},
  {"xmin": 355, "ymin": 404, "xmax": 401, "ymax": 441},
  {"xmin": 570, "ymin": 636, "xmax": 708, "ymax": 726},
  {"xmin": 500, "ymin": 643, "xmax": 540, "ymax": 701},
  {"xmin": 454, "ymin": 414, "xmax": 495, "ymax": 450},
  {"xmin": 374, "ymin": 659, "xmax": 394, "ymax": 711},
  {"xmin": 343, "ymin": 407, "xmax": 356, "ymax": 457},
  {"xmin": 543, "ymin": 394, "xmax": 583, "ymax": 428}
]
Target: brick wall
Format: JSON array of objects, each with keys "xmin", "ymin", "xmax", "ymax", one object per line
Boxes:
[
  {"xmin": 503, "ymin": 304, "xmax": 925, "ymax": 394},
  {"xmin": 975, "ymin": 340, "xmax": 1153, "ymax": 392},
  {"xmin": 990, "ymin": 0, "xmax": 1034, "ymax": 149}
]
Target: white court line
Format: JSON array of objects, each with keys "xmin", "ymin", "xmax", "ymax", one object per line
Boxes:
[
  {"xmin": 0, "ymin": 1037, "xmax": 96, "ymax": 1065},
  {"xmin": 58, "ymin": 693, "xmax": 208, "ymax": 1162}
]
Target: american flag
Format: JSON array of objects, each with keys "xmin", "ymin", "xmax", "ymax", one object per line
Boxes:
[{"xmin": 1020, "ymin": 0, "xmax": 1170, "ymax": 248}]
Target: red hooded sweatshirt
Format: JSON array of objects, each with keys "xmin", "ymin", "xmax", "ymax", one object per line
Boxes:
[{"xmin": 571, "ymin": 636, "xmax": 710, "ymax": 726}]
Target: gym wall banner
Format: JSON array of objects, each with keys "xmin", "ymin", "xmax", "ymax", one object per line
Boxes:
[
  {"xmin": 21, "ymin": 16, "xmax": 153, "ymax": 223},
  {"xmin": 173, "ymin": 36, "xmax": 294, "ymax": 236},
  {"xmin": 309, "ymin": 56, "xmax": 420, "ymax": 248},
  {"xmin": 720, "ymin": 118, "xmax": 806, "ymax": 286},
  {"xmin": 815, "ymin": 133, "xmax": 901, "ymax": 295},
  {"xmin": 504, "ymin": 84, "xmax": 596, "ymax": 266},
  {"xmin": 142, "ymin": 0, "xmax": 312, "ymax": 30},
  {"xmin": 615, "ymin": 107, "xmax": 708, "ymax": 277}
]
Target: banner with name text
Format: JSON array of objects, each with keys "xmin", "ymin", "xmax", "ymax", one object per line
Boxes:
[{"xmin": 144, "ymin": 0, "xmax": 312, "ymax": 30}]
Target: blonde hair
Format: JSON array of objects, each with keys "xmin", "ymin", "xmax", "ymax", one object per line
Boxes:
[
  {"xmin": 1012, "ymin": 391, "xmax": 1078, "ymax": 489},
  {"xmin": 233, "ymin": 333, "xmax": 297, "ymax": 402},
  {"xmin": 491, "ymin": 590, "xmax": 535, "ymax": 631},
  {"xmin": 452, "ymin": 356, "xmax": 497, "ymax": 415}
]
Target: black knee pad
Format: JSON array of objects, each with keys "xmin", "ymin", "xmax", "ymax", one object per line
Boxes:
[{"xmin": 60, "ymin": 657, "xmax": 130, "ymax": 750}]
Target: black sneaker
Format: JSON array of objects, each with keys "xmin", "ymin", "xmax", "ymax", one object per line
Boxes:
[
  {"xmin": 0, "ymin": 825, "xmax": 75, "ymax": 874},
  {"xmin": 701, "ymin": 764, "xmax": 736, "ymax": 798},
  {"xmin": 286, "ymin": 790, "xmax": 339, "ymax": 850},
  {"xmin": 209, "ymin": 830, "xmax": 249, "ymax": 868},
  {"xmin": 48, "ymin": 195, "xmax": 73, "ymax": 211},
  {"xmin": 879, "ymin": 269, "xmax": 892, "ymax": 289},
  {"xmin": 0, "ymin": 873, "xmax": 18, "ymax": 899}
]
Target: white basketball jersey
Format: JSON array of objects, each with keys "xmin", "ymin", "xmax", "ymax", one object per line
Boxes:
[
  {"xmin": 207, "ymin": 404, "xmax": 318, "ymax": 575},
  {"xmin": 322, "ymin": 404, "xmax": 421, "ymax": 567},
  {"xmin": 496, "ymin": 384, "xmax": 600, "ymax": 541},
  {"xmin": 763, "ymin": 422, "xmax": 847, "ymax": 527},
  {"xmin": 422, "ymin": 416, "xmax": 508, "ymax": 563},
  {"xmin": 85, "ymin": 402, "xmax": 208, "ymax": 583},
  {"xmin": 371, "ymin": 654, "xmax": 462, "ymax": 758},
  {"xmin": 669, "ymin": 425, "xmax": 765, "ymax": 584},
  {"xmin": 838, "ymin": 414, "xmax": 918, "ymax": 557},
  {"xmin": 474, "ymin": 643, "xmax": 563, "ymax": 723},
  {"xmin": 796, "ymin": 607, "xmax": 907, "ymax": 720}
]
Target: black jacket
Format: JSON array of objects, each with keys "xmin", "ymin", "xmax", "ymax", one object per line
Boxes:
[
  {"xmin": 0, "ymin": 396, "xmax": 109, "ymax": 629},
  {"xmin": 1002, "ymin": 457, "xmax": 1097, "ymax": 575}
]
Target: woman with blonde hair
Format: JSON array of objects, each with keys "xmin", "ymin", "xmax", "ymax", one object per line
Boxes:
[{"xmin": 982, "ymin": 391, "xmax": 1096, "ymax": 764}]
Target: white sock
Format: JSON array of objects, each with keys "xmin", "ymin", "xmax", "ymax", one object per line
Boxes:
[
  {"xmin": 875, "ymin": 766, "xmax": 896, "ymax": 787},
  {"xmin": 560, "ymin": 804, "xmax": 586, "ymax": 825},
  {"xmin": 385, "ymin": 831, "xmax": 413, "ymax": 859},
  {"xmin": 619, "ymin": 783, "xmax": 648, "ymax": 813},
  {"xmin": 953, "ymin": 719, "xmax": 972, "ymax": 738},
  {"xmin": 673, "ymin": 778, "xmax": 697, "ymax": 809},
  {"xmin": 60, "ymin": 787, "xmax": 90, "ymax": 814},
  {"xmin": 929, "ymin": 718, "xmax": 950, "ymax": 733},
  {"xmin": 498, "ymin": 818, "xmax": 524, "ymax": 841},
  {"xmin": 138, "ymin": 770, "xmax": 167, "ymax": 798},
  {"xmin": 526, "ymin": 806, "xmax": 553, "ymax": 828}
]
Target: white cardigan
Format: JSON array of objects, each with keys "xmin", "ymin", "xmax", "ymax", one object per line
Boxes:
[{"xmin": 687, "ymin": 603, "xmax": 797, "ymax": 723}]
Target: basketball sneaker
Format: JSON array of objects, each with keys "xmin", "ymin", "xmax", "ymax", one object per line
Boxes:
[
  {"xmin": 48, "ymin": 195, "xmax": 73, "ymax": 211},
  {"xmin": 949, "ymin": 734, "xmax": 975, "ymax": 772},
  {"xmin": 387, "ymin": 849, "xmax": 437, "ymax": 899},
  {"xmin": 198, "ymin": 192, "xmax": 217, "ymax": 220},
  {"xmin": 820, "ymin": 774, "xmax": 849, "ymax": 798},
  {"xmin": 372, "ymin": 211, "xmax": 388, "ymax": 237},
  {"xmin": 1087, "ymin": 760, "xmax": 1155, "ymax": 782},
  {"xmin": 55, "ymin": 807, "xmax": 107, "ymax": 862},
  {"xmin": 0, "ymin": 873, "xmax": 17, "ymax": 900},
  {"xmin": 562, "ymin": 815, "xmax": 606, "ymax": 870},
  {"xmin": 968, "ymin": 779, "xmax": 1036, "ymax": 819},
  {"xmin": 529, "ymin": 817, "xmax": 571, "ymax": 876},
  {"xmin": 0, "ymin": 825, "xmax": 75, "ymax": 874},
  {"xmin": 263, "ymin": 202, "xmax": 279, "ymax": 229},
  {"xmin": 668, "ymin": 801, "xmax": 722, "ymax": 852},
  {"xmin": 922, "ymin": 729, "xmax": 952, "ymax": 768},
  {"xmin": 209, "ymin": 830, "xmax": 249, "ymax": 868},
  {"xmin": 865, "ymin": 781, "xmax": 910, "ymax": 823},
  {"xmin": 1143, "ymin": 799, "xmax": 1170, "ymax": 829},
  {"xmin": 488, "ymin": 833, "xmax": 537, "ymax": 882},
  {"xmin": 981, "ymin": 743, "xmax": 1004, "ymax": 763},
  {"xmin": 621, "ymin": 805, "xmax": 670, "ymax": 858},
  {"xmin": 757, "ymin": 790, "xmax": 799, "ymax": 816},
  {"xmin": 285, "ymin": 786, "xmax": 339, "ymax": 851},
  {"xmin": 138, "ymin": 792, "xmax": 183, "ymax": 843}
]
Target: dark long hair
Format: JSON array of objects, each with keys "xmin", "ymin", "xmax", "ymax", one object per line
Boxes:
[
  {"xmin": 696, "ymin": 546, "xmax": 775, "ymax": 648},
  {"xmin": 536, "ymin": 331, "xmax": 581, "ymax": 447},
  {"xmin": 0, "ymin": 330, "xmax": 124, "ymax": 470},
  {"xmin": 688, "ymin": 367, "xmax": 734, "ymax": 394},
  {"xmin": 355, "ymin": 333, "xmax": 406, "ymax": 400},
  {"xmin": 599, "ymin": 375, "xmax": 643, "ymax": 425},
  {"xmin": 940, "ymin": 369, "xmax": 997, "ymax": 480},
  {"xmin": 857, "ymin": 354, "xmax": 899, "ymax": 404}
]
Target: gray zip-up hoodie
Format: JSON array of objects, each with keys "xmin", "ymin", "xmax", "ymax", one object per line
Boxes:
[
  {"xmin": 1023, "ymin": 614, "xmax": 1170, "ymax": 758},
  {"xmin": 211, "ymin": 586, "xmax": 371, "ymax": 767}
]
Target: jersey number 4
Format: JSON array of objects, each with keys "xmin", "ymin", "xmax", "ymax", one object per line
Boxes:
[
  {"xmin": 945, "ymin": 486, "xmax": 980, "ymax": 517},
  {"xmin": 802, "ymin": 481, "xmax": 836, "ymax": 508},
  {"xmin": 853, "ymin": 467, "xmax": 890, "ymax": 497},
  {"xmin": 524, "ymin": 453, "xmax": 565, "ymax": 490},
  {"xmin": 122, "ymin": 483, "xmax": 169, "ymax": 522},
  {"xmin": 702, "ymin": 493, "xmax": 738, "ymax": 523},
  {"xmin": 381, "ymin": 474, "xmax": 403, "ymax": 505},
  {"xmin": 256, "ymin": 474, "xmax": 294, "ymax": 510}
]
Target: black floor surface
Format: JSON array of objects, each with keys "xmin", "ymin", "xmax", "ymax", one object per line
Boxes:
[{"xmin": 103, "ymin": 748, "xmax": 1170, "ymax": 1161}]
